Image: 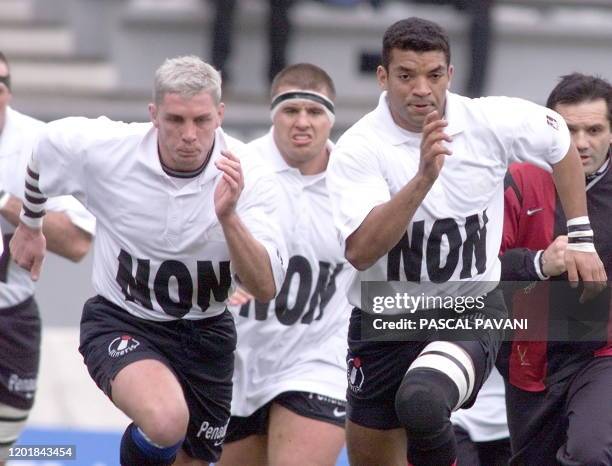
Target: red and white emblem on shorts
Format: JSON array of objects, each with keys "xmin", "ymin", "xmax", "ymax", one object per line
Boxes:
[
  {"xmin": 108, "ymin": 335, "xmax": 140, "ymax": 358},
  {"xmin": 347, "ymin": 356, "xmax": 365, "ymax": 393}
]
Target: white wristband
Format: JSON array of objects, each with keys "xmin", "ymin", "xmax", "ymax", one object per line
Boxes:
[
  {"xmin": 568, "ymin": 229, "xmax": 594, "ymax": 238},
  {"xmin": 19, "ymin": 209, "xmax": 44, "ymax": 229},
  {"xmin": 567, "ymin": 216, "xmax": 590, "ymax": 227},
  {"xmin": 566, "ymin": 243, "xmax": 597, "ymax": 253}
]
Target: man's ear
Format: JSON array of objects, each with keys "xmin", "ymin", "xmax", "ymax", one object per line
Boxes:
[
  {"xmin": 377, "ymin": 65, "xmax": 389, "ymax": 91},
  {"xmin": 216, "ymin": 102, "xmax": 225, "ymax": 128},
  {"xmin": 148, "ymin": 103, "xmax": 158, "ymax": 127}
]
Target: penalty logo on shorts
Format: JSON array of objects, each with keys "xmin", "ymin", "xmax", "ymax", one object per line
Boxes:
[{"xmin": 108, "ymin": 335, "xmax": 140, "ymax": 358}]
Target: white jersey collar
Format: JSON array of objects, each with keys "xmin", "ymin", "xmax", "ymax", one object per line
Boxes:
[{"xmin": 141, "ymin": 126, "xmax": 228, "ymax": 188}]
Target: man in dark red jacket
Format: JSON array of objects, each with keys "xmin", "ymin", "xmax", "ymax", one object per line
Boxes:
[{"xmin": 500, "ymin": 73, "xmax": 612, "ymax": 465}]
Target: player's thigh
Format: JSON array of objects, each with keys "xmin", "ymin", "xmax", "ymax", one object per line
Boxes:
[
  {"xmin": 217, "ymin": 409, "xmax": 269, "ymax": 466},
  {"xmin": 79, "ymin": 297, "xmax": 189, "ymax": 433},
  {"xmin": 346, "ymin": 419, "xmax": 406, "ymax": 466},
  {"xmin": 111, "ymin": 358, "xmax": 187, "ymax": 425},
  {"xmin": 267, "ymin": 402, "xmax": 344, "ymax": 466},
  {"xmin": 80, "ymin": 299, "xmax": 188, "ymax": 425},
  {"xmin": 216, "ymin": 434, "xmax": 267, "ymax": 466}
]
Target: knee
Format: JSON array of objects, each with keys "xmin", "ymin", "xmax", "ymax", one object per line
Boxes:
[
  {"xmin": 394, "ymin": 370, "xmax": 454, "ymax": 435},
  {"xmin": 140, "ymin": 400, "xmax": 189, "ymax": 446}
]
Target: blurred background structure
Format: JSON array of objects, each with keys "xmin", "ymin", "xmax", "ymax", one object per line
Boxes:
[
  {"xmin": 4, "ymin": 0, "xmax": 612, "ymax": 139},
  {"xmin": 1, "ymin": 0, "xmax": 611, "ymax": 464}
]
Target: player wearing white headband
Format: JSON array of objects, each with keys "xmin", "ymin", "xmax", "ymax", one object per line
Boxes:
[
  {"xmin": 270, "ymin": 88, "xmax": 336, "ymax": 125},
  {"xmin": 218, "ymin": 64, "xmax": 353, "ymax": 466}
]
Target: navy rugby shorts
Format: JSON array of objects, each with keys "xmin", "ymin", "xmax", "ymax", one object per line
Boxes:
[
  {"xmin": 0, "ymin": 297, "xmax": 40, "ymax": 411},
  {"xmin": 225, "ymin": 391, "xmax": 346, "ymax": 443},
  {"xmin": 346, "ymin": 288, "xmax": 506, "ymax": 430},
  {"xmin": 79, "ymin": 295, "xmax": 236, "ymax": 462}
]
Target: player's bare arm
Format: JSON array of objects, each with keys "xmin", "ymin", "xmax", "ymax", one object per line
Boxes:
[
  {"xmin": 552, "ymin": 144, "xmax": 607, "ymax": 302},
  {"xmin": 1, "ymin": 196, "xmax": 90, "ymax": 261},
  {"xmin": 345, "ymin": 110, "xmax": 452, "ymax": 270},
  {"xmin": 215, "ymin": 149, "xmax": 276, "ymax": 301}
]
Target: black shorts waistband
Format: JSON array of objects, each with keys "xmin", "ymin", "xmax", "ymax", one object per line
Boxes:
[
  {"xmin": 1, "ymin": 295, "xmax": 36, "ymax": 313},
  {"xmin": 90, "ymin": 295, "xmax": 230, "ymax": 327}
]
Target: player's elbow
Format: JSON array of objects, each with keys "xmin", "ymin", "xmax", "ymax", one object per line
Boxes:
[
  {"xmin": 251, "ymin": 281, "xmax": 276, "ymax": 303},
  {"xmin": 345, "ymin": 247, "xmax": 373, "ymax": 271},
  {"xmin": 65, "ymin": 234, "xmax": 92, "ymax": 262}
]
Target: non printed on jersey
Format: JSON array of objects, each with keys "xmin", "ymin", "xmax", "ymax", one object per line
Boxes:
[
  {"xmin": 230, "ymin": 129, "xmax": 353, "ymax": 416},
  {"xmin": 327, "ymin": 92, "xmax": 570, "ymax": 308},
  {"xmin": 32, "ymin": 117, "xmax": 286, "ymax": 321}
]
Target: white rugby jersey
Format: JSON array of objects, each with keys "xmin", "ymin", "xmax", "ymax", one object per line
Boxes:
[
  {"xmin": 32, "ymin": 117, "xmax": 286, "ymax": 321},
  {"xmin": 0, "ymin": 108, "xmax": 95, "ymax": 308},
  {"xmin": 230, "ymin": 129, "xmax": 354, "ymax": 416},
  {"xmin": 328, "ymin": 92, "xmax": 570, "ymax": 308}
]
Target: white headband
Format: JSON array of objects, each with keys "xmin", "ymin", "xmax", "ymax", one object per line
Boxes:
[{"xmin": 270, "ymin": 89, "xmax": 335, "ymax": 124}]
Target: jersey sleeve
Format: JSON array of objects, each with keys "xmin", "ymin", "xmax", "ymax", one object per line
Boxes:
[
  {"xmin": 484, "ymin": 97, "xmax": 571, "ymax": 172},
  {"xmin": 236, "ymin": 157, "xmax": 288, "ymax": 296},
  {"xmin": 33, "ymin": 117, "xmax": 95, "ymax": 201},
  {"xmin": 34, "ymin": 116, "xmax": 141, "ymax": 204},
  {"xmin": 327, "ymin": 136, "xmax": 391, "ymax": 244},
  {"xmin": 45, "ymin": 195, "xmax": 96, "ymax": 235}
]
